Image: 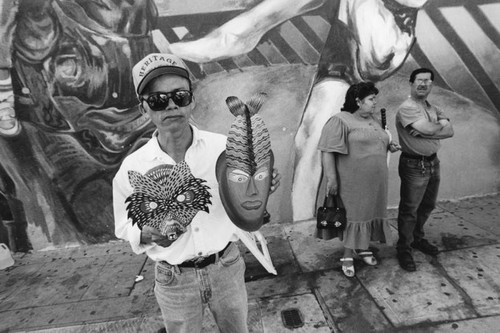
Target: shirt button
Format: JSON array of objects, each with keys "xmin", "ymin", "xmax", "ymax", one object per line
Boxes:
[
  {"xmin": 194, "ymin": 227, "xmax": 199, "ymax": 232},
  {"xmin": 198, "ymin": 252, "xmax": 202, "ymax": 256}
]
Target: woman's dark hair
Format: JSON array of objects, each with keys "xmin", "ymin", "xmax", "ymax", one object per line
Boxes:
[
  {"xmin": 409, "ymin": 68, "xmax": 434, "ymax": 83},
  {"xmin": 341, "ymin": 82, "xmax": 379, "ymax": 113}
]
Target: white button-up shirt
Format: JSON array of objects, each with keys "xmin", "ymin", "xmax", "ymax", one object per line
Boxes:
[{"xmin": 113, "ymin": 125, "xmax": 239, "ymax": 264}]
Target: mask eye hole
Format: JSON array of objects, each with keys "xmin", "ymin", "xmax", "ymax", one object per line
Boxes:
[
  {"xmin": 140, "ymin": 201, "xmax": 158, "ymax": 213},
  {"xmin": 176, "ymin": 191, "xmax": 194, "ymax": 203},
  {"xmin": 228, "ymin": 173, "xmax": 249, "ymax": 183},
  {"xmin": 254, "ymin": 170, "xmax": 269, "ymax": 181}
]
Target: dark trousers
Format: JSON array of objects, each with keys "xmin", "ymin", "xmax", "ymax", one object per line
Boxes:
[{"xmin": 397, "ymin": 155, "xmax": 440, "ymax": 253}]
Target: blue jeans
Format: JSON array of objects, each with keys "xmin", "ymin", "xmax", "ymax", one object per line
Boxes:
[
  {"xmin": 397, "ymin": 155, "xmax": 440, "ymax": 253},
  {"xmin": 154, "ymin": 242, "xmax": 249, "ymax": 333}
]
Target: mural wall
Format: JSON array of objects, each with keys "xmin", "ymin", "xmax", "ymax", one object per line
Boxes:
[{"xmin": 0, "ymin": 0, "xmax": 499, "ymax": 250}]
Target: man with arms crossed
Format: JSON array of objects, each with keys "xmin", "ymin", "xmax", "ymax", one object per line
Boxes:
[
  {"xmin": 396, "ymin": 68, "xmax": 454, "ymax": 272},
  {"xmin": 113, "ymin": 53, "xmax": 280, "ymax": 332}
]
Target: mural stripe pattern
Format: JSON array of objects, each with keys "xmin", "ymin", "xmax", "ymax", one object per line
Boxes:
[
  {"xmin": 265, "ymin": 28, "xmax": 305, "ymax": 65},
  {"xmin": 412, "ymin": 11, "xmax": 493, "ymax": 111},
  {"xmin": 290, "ymin": 16, "xmax": 326, "ymax": 52},
  {"xmin": 417, "ymin": 1, "xmax": 500, "ymax": 113},
  {"xmin": 256, "ymin": 41, "xmax": 288, "ymax": 65},
  {"xmin": 442, "ymin": 6, "xmax": 500, "ymax": 100},
  {"xmin": 467, "ymin": 4, "xmax": 500, "ymax": 47}
]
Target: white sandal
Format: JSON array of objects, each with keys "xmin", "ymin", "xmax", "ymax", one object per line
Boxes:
[
  {"xmin": 355, "ymin": 250, "xmax": 377, "ymax": 266},
  {"xmin": 340, "ymin": 258, "xmax": 355, "ymax": 278}
]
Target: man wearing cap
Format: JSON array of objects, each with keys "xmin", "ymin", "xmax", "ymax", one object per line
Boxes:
[
  {"xmin": 395, "ymin": 68, "xmax": 454, "ymax": 272},
  {"xmin": 113, "ymin": 53, "xmax": 280, "ymax": 332}
]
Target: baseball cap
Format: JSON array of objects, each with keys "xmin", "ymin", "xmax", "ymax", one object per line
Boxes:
[{"xmin": 132, "ymin": 53, "xmax": 190, "ymax": 95}]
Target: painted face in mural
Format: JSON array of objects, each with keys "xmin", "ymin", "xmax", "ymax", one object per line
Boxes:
[
  {"xmin": 13, "ymin": 0, "xmax": 158, "ymax": 160},
  {"xmin": 217, "ymin": 152, "xmax": 273, "ymax": 231},
  {"xmin": 0, "ymin": 101, "xmax": 21, "ymax": 137},
  {"xmin": 411, "ymin": 72, "xmax": 433, "ymax": 100}
]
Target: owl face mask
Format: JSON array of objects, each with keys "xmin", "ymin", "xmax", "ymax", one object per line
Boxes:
[
  {"xmin": 216, "ymin": 93, "xmax": 273, "ymax": 231},
  {"xmin": 126, "ymin": 161, "xmax": 212, "ymax": 240}
]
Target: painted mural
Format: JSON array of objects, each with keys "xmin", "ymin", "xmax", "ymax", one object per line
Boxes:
[{"xmin": 0, "ymin": 0, "xmax": 499, "ymax": 250}]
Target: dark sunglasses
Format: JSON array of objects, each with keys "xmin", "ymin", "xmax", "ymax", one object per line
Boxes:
[{"xmin": 141, "ymin": 90, "xmax": 193, "ymax": 111}]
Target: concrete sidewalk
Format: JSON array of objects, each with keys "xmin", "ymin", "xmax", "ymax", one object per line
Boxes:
[{"xmin": 1, "ymin": 194, "xmax": 499, "ymax": 333}]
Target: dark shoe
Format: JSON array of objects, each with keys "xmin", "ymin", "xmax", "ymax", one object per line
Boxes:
[
  {"xmin": 397, "ymin": 252, "xmax": 416, "ymax": 272},
  {"xmin": 411, "ymin": 239, "xmax": 439, "ymax": 256}
]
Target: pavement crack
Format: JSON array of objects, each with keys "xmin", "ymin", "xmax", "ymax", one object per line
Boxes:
[
  {"xmin": 429, "ymin": 256, "xmax": 481, "ymax": 317},
  {"xmin": 312, "ymin": 287, "xmax": 340, "ymax": 333}
]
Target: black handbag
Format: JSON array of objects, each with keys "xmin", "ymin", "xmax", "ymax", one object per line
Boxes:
[{"xmin": 315, "ymin": 194, "xmax": 347, "ymax": 240}]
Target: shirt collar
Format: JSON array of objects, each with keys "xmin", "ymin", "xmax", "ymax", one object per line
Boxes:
[{"xmin": 144, "ymin": 124, "xmax": 204, "ymax": 162}]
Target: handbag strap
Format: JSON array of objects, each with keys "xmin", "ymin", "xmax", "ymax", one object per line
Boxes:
[
  {"xmin": 324, "ymin": 194, "xmax": 336, "ymax": 208},
  {"xmin": 324, "ymin": 194, "xmax": 344, "ymax": 209},
  {"xmin": 334, "ymin": 194, "xmax": 345, "ymax": 209}
]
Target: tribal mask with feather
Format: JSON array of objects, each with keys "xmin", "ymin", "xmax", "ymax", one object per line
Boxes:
[{"xmin": 216, "ymin": 93, "xmax": 273, "ymax": 232}]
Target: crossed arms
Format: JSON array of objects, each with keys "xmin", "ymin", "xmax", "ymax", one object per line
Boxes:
[{"xmin": 409, "ymin": 118, "xmax": 454, "ymax": 139}]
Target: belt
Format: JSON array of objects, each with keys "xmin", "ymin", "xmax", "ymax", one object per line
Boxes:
[
  {"xmin": 401, "ymin": 152, "xmax": 437, "ymax": 161},
  {"xmin": 178, "ymin": 242, "xmax": 232, "ymax": 269}
]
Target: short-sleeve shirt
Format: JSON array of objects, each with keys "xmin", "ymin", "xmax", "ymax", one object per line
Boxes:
[{"xmin": 396, "ymin": 98, "xmax": 448, "ymax": 156}]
